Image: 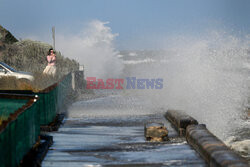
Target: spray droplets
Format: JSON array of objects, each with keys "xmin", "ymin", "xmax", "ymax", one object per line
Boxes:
[{"xmin": 57, "ymin": 20, "xmax": 123, "ymax": 79}]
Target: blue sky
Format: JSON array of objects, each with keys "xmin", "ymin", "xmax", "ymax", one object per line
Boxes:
[{"xmin": 0, "ymin": 0, "xmax": 250, "ymax": 50}]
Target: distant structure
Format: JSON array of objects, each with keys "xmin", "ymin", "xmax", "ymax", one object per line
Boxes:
[{"xmin": 79, "ymin": 65, "xmax": 84, "ymax": 71}]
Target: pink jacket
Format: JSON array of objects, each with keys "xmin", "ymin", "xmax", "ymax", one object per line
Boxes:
[{"xmin": 47, "ymin": 55, "xmax": 56, "ymax": 66}]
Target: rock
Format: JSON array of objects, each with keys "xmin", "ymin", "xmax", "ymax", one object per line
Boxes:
[
  {"xmin": 0, "ymin": 25, "xmax": 18, "ymax": 44},
  {"xmin": 145, "ymin": 123, "xmax": 168, "ymax": 142}
]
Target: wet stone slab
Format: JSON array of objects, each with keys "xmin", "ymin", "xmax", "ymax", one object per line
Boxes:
[{"xmin": 42, "ymin": 115, "xmax": 207, "ymax": 167}]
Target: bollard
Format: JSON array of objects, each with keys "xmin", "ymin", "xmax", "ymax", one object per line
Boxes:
[
  {"xmin": 165, "ymin": 110, "xmax": 198, "ymax": 136},
  {"xmin": 186, "ymin": 124, "xmax": 249, "ymax": 167}
]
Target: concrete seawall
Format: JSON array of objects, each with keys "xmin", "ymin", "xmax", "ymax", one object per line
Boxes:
[
  {"xmin": 165, "ymin": 110, "xmax": 249, "ymax": 167},
  {"xmin": 164, "ymin": 110, "xmax": 198, "ymax": 136},
  {"xmin": 186, "ymin": 124, "xmax": 249, "ymax": 167}
]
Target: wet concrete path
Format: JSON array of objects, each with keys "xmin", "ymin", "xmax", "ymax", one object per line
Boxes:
[{"xmin": 42, "ymin": 95, "xmax": 207, "ymax": 167}]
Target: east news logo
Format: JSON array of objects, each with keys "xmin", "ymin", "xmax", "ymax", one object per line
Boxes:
[{"xmin": 86, "ymin": 77, "xmax": 163, "ymax": 89}]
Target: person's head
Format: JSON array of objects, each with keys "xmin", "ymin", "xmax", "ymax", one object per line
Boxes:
[{"xmin": 48, "ymin": 48, "xmax": 54, "ymax": 55}]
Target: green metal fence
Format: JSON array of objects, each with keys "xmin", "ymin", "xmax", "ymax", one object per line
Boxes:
[
  {"xmin": 36, "ymin": 73, "xmax": 72, "ymax": 125},
  {"xmin": 0, "ymin": 98, "xmax": 28, "ymax": 121},
  {"xmin": 0, "ymin": 95, "xmax": 39, "ymax": 167},
  {"xmin": 0, "ymin": 73, "xmax": 73, "ymax": 167}
]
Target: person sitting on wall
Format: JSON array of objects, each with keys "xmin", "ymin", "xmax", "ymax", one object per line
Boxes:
[{"xmin": 43, "ymin": 48, "xmax": 56, "ymax": 77}]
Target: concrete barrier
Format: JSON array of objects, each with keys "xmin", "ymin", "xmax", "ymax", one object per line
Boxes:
[
  {"xmin": 186, "ymin": 124, "xmax": 249, "ymax": 167},
  {"xmin": 164, "ymin": 110, "xmax": 198, "ymax": 136}
]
